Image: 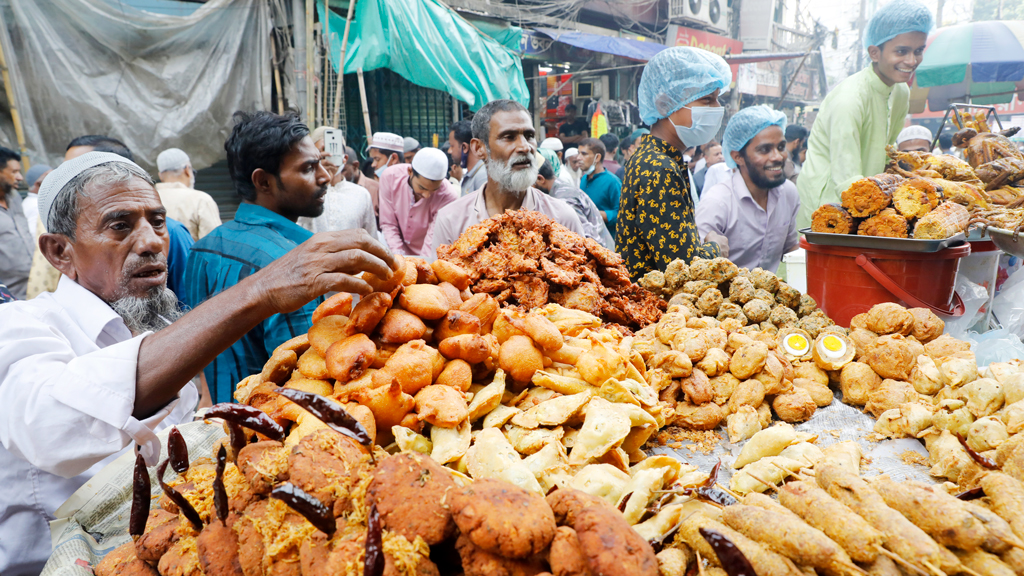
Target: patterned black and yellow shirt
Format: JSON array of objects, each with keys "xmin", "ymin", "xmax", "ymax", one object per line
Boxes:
[{"xmin": 616, "ymin": 134, "xmax": 721, "ymax": 281}]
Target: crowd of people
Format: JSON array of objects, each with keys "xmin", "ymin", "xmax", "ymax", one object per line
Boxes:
[{"xmin": 0, "ymin": 0, "xmax": 951, "ymax": 572}]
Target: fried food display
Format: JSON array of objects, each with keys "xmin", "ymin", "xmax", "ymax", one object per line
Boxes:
[
  {"xmin": 842, "ymin": 174, "xmax": 903, "ymax": 217},
  {"xmin": 436, "ymin": 210, "xmax": 664, "ymax": 329},
  {"xmin": 857, "ymin": 208, "xmax": 909, "ymax": 238},
  {"xmin": 811, "ymin": 203, "xmax": 856, "ymax": 234},
  {"xmin": 913, "ymin": 201, "xmax": 970, "ymax": 240}
]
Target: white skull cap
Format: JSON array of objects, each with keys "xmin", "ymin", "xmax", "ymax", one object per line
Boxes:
[
  {"xmin": 371, "ymin": 132, "xmax": 404, "ymax": 154},
  {"xmin": 156, "ymin": 148, "xmax": 190, "ymax": 173},
  {"xmin": 38, "ymin": 151, "xmax": 145, "ymax": 233},
  {"xmin": 410, "ymin": 147, "xmax": 448, "ymax": 181}
]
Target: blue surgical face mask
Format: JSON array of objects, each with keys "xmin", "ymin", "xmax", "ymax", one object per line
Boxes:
[
  {"xmin": 374, "ymin": 165, "xmax": 386, "ymax": 178},
  {"xmin": 584, "ymin": 162, "xmax": 596, "ymax": 175},
  {"xmin": 671, "ymin": 105, "xmax": 725, "ymax": 148}
]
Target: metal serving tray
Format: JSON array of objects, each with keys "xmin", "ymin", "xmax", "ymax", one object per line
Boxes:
[
  {"xmin": 986, "ymin": 227, "xmax": 1024, "ymax": 258},
  {"xmin": 799, "ymin": 228, "xmax": 967, "ymax": 253}
]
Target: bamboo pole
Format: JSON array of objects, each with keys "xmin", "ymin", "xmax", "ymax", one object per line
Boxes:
[
  {"xmin": 0, "ymin": 9, "xmax": 29, "ymax": 168},
  {"xmin": 322, "ymin": 0, "xmax": 330, "ymax": 126},
  {"xmin": 332, "ymin": 0, "xmax": 357, "ymax": 129},
  {"xmin": 271, "ymin": 32, "xmax": 284, "ymax": 115},
  {"xmin": 305, "ymin": 0, "xmax": 315, "ymax": 126},
  {"xmin": 357, "ymin": 68, "xmax": 372, "ymax": 145}
]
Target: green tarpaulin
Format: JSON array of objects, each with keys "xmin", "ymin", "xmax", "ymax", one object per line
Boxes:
[{"xmin": 318, "ymin": 0, "xmax": 528, "ymax": 111}]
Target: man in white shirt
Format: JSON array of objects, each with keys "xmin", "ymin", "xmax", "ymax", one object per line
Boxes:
[
  {"xmin": 154, "ymin": 148, "xmax": 222, "ymax": 240},
  {"xmin": 696, "ymin": 105, "xmax": 800, "ymax": 273},
  {"xmin": 0, "ymin": 152, "xmax": 398, "ymax": 574},
  {"xmin": 433, "ymin": 100, "xmax": 584, "ymax": 253},
  {"xmin": 298, "ymin": 128, "xmax": 377, "ymax": 238}
]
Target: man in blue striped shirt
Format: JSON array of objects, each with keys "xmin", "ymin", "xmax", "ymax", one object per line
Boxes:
[{"xmin": 187, "ymin": 111, "xmax": 340, "ymax": 403}]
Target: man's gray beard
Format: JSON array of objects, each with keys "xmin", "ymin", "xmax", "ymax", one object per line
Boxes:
[
  {"xmin": 485, "ymin": 151, "xmax": 540, "ymax": 193},
  {"xmin": 109, "ymin": 286, "xmax": 183, "ymax": 334}
]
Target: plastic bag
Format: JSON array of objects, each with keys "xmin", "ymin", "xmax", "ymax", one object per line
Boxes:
[
  {"xmin": 943, "ymin": 274, "xmax": 990, "ymax": 340},
  {"xmin": 962, "ymin": 329, "xmax": 1024, "ymax": 367},
  {"xmin": 992, "ymin": 266, "xmax": 1024, "ymax": 339}
]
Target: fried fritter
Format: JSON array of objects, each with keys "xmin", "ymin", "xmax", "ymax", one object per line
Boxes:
[
  {"xmin": 574, "ymin": 505, "xmax": 658, "ymax": 576},
  {"xmin": 547, "ymin": 488, "xmax": 616, "ymax": 527},
  {"xmin": 451, "ymin": 478, "xmax": 556, "ymax": 559},
  {"xmin": 197, "ymin": 520, "xmax": 244, "ymax": 576},
  {"xmin": 135, "ymin": 509, "xmax": 181, "ymax": 564},
  {"xmin": 236, "ymin": 441, "xmax": 290, "ymax": 496},
  {"xmin": 549, "ymin": 526, "xmax": 591, "ymax": 576},
  {"xmin": 287, "ymin": 429, "xmax": 370, "ymax": 515},
  {"xmin": 368, "ymin": 452, "xmax": 458, "ymax": 545},
  {"xmin": 455, "ymin": 534, "xmax": 549, "ymax": 576},
  {"xmin": 96, "ymin": 542, "xmax": 159, "ymax": 576}
]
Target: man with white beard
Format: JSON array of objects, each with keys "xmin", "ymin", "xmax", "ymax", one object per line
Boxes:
[{"xmin": 432, "ymin": 99, "xmax": 584, "ymax": 252}]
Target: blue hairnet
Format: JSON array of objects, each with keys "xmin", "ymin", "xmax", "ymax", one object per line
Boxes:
[
  {"xmin": 722, "ymin": 105, "xmax": 787, "ymax": 169},
  {"xmin": 638, "ymin": 47, "xmax": 732, "ymax": 126},
  {"xmin": 539, "ymin": 147, "xmax": 562, "ymax": 175},
  {"xmin": 864, "ymin": 0, "xmax": 934, "ymax": 49}
]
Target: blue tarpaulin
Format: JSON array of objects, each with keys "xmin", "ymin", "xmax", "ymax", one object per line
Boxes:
[
  {"xmin": 535, "ymin": 27, "xmax": 667, "ymax": 62},
  {"xmin": 319, "ymin": 0, "xmax": 528, "ymax": 110}
]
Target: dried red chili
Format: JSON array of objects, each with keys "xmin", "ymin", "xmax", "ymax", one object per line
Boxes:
[
  {"xmin": 129, "ymin": 452, "xmax": 150, "ymax": 541},
  {"xmin": 270, "ymin": 483, "xmax": 335, "ymax": 536},
  {"xmin": 213, "ymin": 445, "xmax": 229, "ymax": 524},
  {"xmin": 957, "ymin": 433, "xmax": 999, "ymax": 470},
  {"xmin": 205, "ymin": 403, "xmax": 286, "ymax": 442},
  {"xmin": 956, "ymin": 486, "xmax": 985, "ymax": 501},
  {"xmin": 365, "ymin": 501, "xmax": 384, "ymax": 576},
  {"xmin": 700, "ymin": 528, "xmax": 757, "ymax": 576},
  {"xmin": 168, "ymin": 427, "xmax": 189, "ymax": 475},
  {"xmin": 273, "ymin": 388, "xmax": 373, "ymax": 448},
  {"xmin": 157, "ymin": 458, "xmax": 203, "ymax": 531}
]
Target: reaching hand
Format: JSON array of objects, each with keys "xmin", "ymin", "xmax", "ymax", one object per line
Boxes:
[
  {"xmin": 253, "ymin": 229, "xmax": 398, "ymax": 315},
  {"xmin": 705, "ymin": 231, "xmax": 730, "ymax": 258}
]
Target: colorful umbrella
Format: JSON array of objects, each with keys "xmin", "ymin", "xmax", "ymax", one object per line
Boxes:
[{"xmin": 909, "ymin": 20, "xmax": 1024, "ymax": 114}]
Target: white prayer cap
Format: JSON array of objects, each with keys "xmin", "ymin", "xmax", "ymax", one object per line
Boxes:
[
  {"xmin": 404, "ymin": 137, "xmax": 421, "ymax": 153},
  {"xmin": 540, "ymin": 137, "xmax": 563, "ymax": 151},
  {"xmin": 564, "ymin": 147, "xmax": 579, "ymax": 159},
  {"xmin": 410, "ymin": 147, "xmax": 448, "ymax": 181},
  {"xmin": 371, "ymin": 132, "xmax": 404, "ymax": 154},
  {"xmin": 156, "ymin": 148, "xmax": 190, "ymax": 173},
  {"xmin": 39, "ymin": 152, "xmax": 145, "ymax": 233},
  {"xmin": 896, "ymin": 124, "xmax": 933, "ymax": 145}
]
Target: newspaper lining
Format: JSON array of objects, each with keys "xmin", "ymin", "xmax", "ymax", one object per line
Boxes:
[{"xmin": 42, "ymin": 420, "xmax": 226, "ymax": 576}]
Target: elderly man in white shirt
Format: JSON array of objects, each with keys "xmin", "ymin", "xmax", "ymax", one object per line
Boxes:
[
  {"xmin": 0, "ymin": 152, "xmax": 398, "ymax": 575},
  {"xmin": 154, "ymin": 148, "xmax": 222, "ymax": 241},
  {"xmin": 432, "ymin": 100, "xmax": 584, "ymax": 253},
  {"xmin": 696, "ymin": 105, "xmax": 800, "ymax": 273}
]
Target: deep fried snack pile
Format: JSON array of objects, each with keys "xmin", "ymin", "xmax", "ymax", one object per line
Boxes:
[
  {"xmin": 952, "ymin": 111, "xmax": 1024, "ymax": 193},
  {"xmin": 435, "ymin": 209, "xmax": 665, "ymax": 329},
  {"xmin": 95, "ymin": 420, "xmax": 664, "ymax": 576},
  {"xmin": 634, "ymin": 257, "xmax": 853, "ymax": 439}
]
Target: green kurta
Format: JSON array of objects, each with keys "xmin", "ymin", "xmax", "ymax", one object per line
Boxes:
[{"xmin": 796, "ymin": 66, "xmax": 910, "ymax": 229}]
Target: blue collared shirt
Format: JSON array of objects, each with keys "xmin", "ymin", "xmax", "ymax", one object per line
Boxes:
[
  {"xmin": 166, "ymin": 217, "xmax": 193, "ymax": 306},
  {"xmin": 580, "ymin": 170, "xmax": 622, "ymax": 235},
  {"xmin": 185, "ymin": 203, "xmax": 323, "ymax": 403}
]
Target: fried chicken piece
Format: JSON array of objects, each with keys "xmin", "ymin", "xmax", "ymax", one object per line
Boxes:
[
  {"xmin": 197, "ymin": 520, "xmax": 244, "ymax": 576},
  {"xmin": 287, "ymin": 428, "xmax": 370, "ymax": 515},
  {"xmin": 842, "ymin": 174, "xmax": 902, "ymax": 217},
  {"xmin": 135, "ymin": 508, "xmax": 181, "ymax": 564},
  {"xmin": 368, "ymin": 453, "xmax": 458, "ymax": 545},
  {"xmin": 811, "ymin": 203, "xmax": 855, "ymax": 234},
  {"xmin": 96, "ymin": 542, "xmax": 159, "ymax": 576},
  {"xmin": 455, "ymin": 534, "xmax": 549, "ymax": 576},
  {"xmin": 858, "ymin": 208, "xmax": 908, "ymax": 238},
  {"xmin": 574, "ymin": 505, "xmax": 658, "ymax": 576}
]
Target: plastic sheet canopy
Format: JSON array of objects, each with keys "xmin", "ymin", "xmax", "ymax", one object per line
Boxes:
[
  {"xmin": 5, "ymin": 0, "xmax": 271, "ymax": 170},
  {"xmin": 319, "ymin": 0, "xmax": 529, "ymax": 111}
]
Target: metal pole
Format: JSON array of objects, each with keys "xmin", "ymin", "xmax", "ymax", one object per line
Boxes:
[
  {"xmin": 271, "ymin": 32, "xmax": 285, "ymax": 115},
  {"xmin": 292, "ymin": 0, "xmax": 307, "ymax": 119},
  {"xmin": 305, "ymin": 0, "xmax": 316, "ymax": 126},
  {"xmin": 332, "ymin": 0, "xmax": 357, "ymax": 128},
  {"xmin": 357, "ymin": 68, "xmax": 372, "ymax": 144},
  {"xmin": 0, "ymin": 8, "xmax": 28, "ymax": 167},
  {"xmin": 777, "ymin": 50, "xmax": 813, "ymax": 106}
]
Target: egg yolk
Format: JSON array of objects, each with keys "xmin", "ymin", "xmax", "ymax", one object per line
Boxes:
[
  {"xmin": 786, "ymin": 335, "xmax": 808, "ymax": 351},
  {"xmin": 823, "ymin": 335, "xmax": 843, "ymax": 352}
]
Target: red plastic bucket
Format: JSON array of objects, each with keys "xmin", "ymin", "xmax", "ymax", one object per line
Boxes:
[{"xmin": 799, "ymin": 237, "xmax": 969, "ymax": 327}]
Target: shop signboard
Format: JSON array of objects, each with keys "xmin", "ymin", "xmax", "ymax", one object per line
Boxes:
[
  {"xmin": 520, "ymin": 29, "xmax": 553, "ymax": 58},
  {"xmin": 666, "ymin": 24, "xmax": 743, "ymax": 79}
]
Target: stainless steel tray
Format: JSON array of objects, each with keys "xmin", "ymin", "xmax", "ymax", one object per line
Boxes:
[
  {"xmin": 799, "ymin": 228, "xmax": 967, "ymax": 253},
  {"xmin": 986, "ymin": 227, "xmax": 1024, "ymax": 258}
]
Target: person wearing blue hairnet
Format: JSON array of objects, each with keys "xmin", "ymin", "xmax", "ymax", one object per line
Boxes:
[
  {"xmin": 796, "ymin": 0, "xmax": 933, "ymax": 230},
  {"xmin": 696, "ymin": 106, "xmax": 800, "ymax": 273},
  {"xmin": 617, "ymin": 46, "xmax": 732, "ymax": 280}
]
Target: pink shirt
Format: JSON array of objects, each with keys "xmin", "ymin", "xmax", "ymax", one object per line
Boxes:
[
  {"xmin": 378, "ymin": 164, "xmax": 458, "ymax": 258},
  {"xmin": 695, "ymin": 169, "xmax": 800, "ymax": 273}
]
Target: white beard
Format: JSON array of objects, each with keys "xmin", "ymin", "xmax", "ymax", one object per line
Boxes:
[{"xmin": 485, "ymin": 150, "xmax": 540, "ymax": 193}]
